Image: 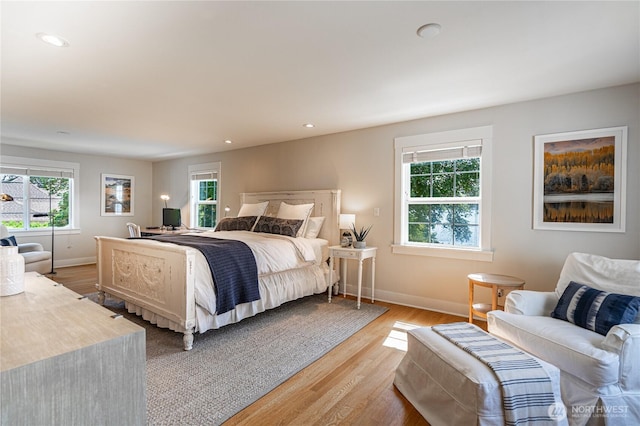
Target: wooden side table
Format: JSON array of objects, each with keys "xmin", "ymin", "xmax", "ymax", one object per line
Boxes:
[
  {"xmin": 468, "ymin": 273, "xmax": 525, "ymax": 322},
  {"xmin": 328, "ymin": 245, "xmax": 377, "ymax": 309}
]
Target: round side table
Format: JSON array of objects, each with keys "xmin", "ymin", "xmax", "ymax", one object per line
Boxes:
[{"xmin": 468, "ymin": 273, "xmax": 525, "ymax": 323}]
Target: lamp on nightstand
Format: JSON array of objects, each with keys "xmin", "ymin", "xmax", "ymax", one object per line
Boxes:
[{"xmin": 339, "ymin": 214, "xmax": 355, "ymax": 247}]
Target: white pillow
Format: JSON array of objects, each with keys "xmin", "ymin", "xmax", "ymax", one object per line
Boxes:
[
  {"xmin": 238, "ymin": 201, "xmax": 269, "ymax": 218},
  {"xmin": 277, "ymin": 202, "xmax": 314, "ymax": 237},
  {"xmin": 304, "ymin": 217, "xmax": 325, "ymax": 239}
]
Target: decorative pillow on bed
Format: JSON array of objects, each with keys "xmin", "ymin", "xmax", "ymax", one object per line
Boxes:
[
  {"xmin": 253, "ymin": 216, "xmax": 304, "ymax": 237},
  {"xmin": 551, "ymin": 281, "xmax": 640, "ymax": 336},
  {"xmin": 276, "ymin": 202, "xmax": 314, "ymax": 237},
  {"xmin": 214, "ymin": 216, "xmax": 258, "ymax": 232},
  {"xmin": 304, "ymin": 217, "xmax": 325, "ymax": 239},
  {"xmin": 238, "ymin": 201, "xmax": 269, "ymax": 218},
  {"xmin": 0, "ymin": 236, "xmax": 17, "ymax": 246}
]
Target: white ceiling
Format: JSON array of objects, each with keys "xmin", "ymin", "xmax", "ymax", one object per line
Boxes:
[{"xmin": 1, "ymin": 1, "xmax": 638, "ymax": 161}]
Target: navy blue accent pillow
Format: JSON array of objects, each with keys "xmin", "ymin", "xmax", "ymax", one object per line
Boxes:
[
  {"xmin": 253, "ymin": 216, "xmax": 303, "ymax": 238},
  {"xmin": 0, "ymin": 236, "xmax": 17, "ymax": 246},
  {"xmin": 214, "ymin": 216, "xmax": 258, "ymax": 232},
  {"xmin": 551, "ymin": 281, "xmax": 640, "ymax": 336}
]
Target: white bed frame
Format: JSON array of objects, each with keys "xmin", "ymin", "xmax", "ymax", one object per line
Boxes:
[{"xmin": 95, "ymin": 189, "xmax": 340, "ymax": 350}]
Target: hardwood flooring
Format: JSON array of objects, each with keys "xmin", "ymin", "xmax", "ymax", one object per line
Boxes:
[{"xmin": 51, "ymin": 264, "xmax": 481, "ymax": 426}]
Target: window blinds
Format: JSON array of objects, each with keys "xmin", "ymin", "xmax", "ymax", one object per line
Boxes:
[
  {"xmin": 402, "ymin": 140, "xmax": 482, "ymax": 164},
  {"xmin": 190, "ymin": 171, "xmax": 217, "ymax": 181},
  {"xmin": 0, "ymin": 166, "xmax": 75, "ymax": 178}
]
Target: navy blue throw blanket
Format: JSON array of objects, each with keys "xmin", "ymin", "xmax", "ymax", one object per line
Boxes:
[{"xmin": 151, "ymin": 235, "xmax": 259, "ymax": 315}]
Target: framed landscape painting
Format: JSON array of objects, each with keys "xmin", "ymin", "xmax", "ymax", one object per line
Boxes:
[
  {"xmin": 533, "ymin": 126, "xmax": 627, "ymax": 232},
  {"xmin": 101, "ymin": 173, "xmax": 134, "ymax": 216}
]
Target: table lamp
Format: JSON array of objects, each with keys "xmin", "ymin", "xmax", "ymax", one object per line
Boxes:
[{"xmin": 339, "ymin": 214, "xmax": 356, "ymax": 247}]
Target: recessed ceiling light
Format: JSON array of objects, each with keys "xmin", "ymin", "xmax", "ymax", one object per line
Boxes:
[
  {"xmin": 224, "ymin": 139, "xmax": 232, "ymax": 144},
  {"xmin": 36, "ymin": 32, "xmax": 70, "ymax": 48},
  {"xmin": 303, "ymin": 123, "xmax": 315, "ymax": 128},
  {"xmin": 417, "ymin": 23, "xmax": 441, "ymax": 39}
]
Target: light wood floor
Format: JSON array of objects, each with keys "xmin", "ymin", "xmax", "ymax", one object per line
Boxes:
[{"xmin": 51, "ymin": 264, "xmax": 482, "ymax": 426}]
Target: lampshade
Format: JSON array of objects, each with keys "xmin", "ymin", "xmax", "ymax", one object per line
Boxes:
[
  {"xmin": 339, "ymin": 214, "xmax": 356, "ymax": 230},
  {"xmin": 160, "ymin": 194, "xmax": 170, "ymax": 208}
]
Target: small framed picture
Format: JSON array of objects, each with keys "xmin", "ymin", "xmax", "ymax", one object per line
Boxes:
[
  {"xmin": 101, "ymin": 173, "xmax": 134, "ymax": 216},
  {"xmin": 533, "ymin": 126, "xmax": 627, "ymax": 232}
]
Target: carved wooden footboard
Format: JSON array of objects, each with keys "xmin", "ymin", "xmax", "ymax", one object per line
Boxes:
[{"xmin": 95, "ymin": 236, "xmax": 198, "ymax": 350}]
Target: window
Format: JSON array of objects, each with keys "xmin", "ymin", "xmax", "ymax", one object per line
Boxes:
[
  {"xmin": 393, "ymin": 126, "xmax": 493, "ymax": 261},
  {"xmin": 0, "ymin": 156, "xmax": 80, "ymax": 233},
  {"xmin": 189, "ymin": 162, "xmax": 220, "ymax": 229}
]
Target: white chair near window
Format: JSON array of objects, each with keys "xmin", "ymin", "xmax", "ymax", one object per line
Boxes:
[
  {"xmin": 126, "ymin": 222, "xmax": 141, "ymax": 238},
  {"xmin": 0, "ymin": 224, "xmax": 52, "ymax": 274},
  {"xmin": 488, "ymin": 252, "xmax": 640, "ymax": 425}
]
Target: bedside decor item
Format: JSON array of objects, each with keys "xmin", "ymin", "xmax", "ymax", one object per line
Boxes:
[
  {"xmin": 339, "ymin": 214, "xmax": 355, "ymax": 247},
  {"xmin": 351, "ymin": 224, "xmax": 372, "ymax": 249},
  {"xmin": 533, "ymin": 126, "xmax": 627, "ymax": 232},
  {"xmin": 0, "ymin": 246, "xmax": 24, "ymax": 296}
]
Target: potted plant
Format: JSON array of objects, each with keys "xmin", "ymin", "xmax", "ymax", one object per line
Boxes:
[{"xmin": 350, "ymin": 224, "xmax": 372, "ymax": 249}]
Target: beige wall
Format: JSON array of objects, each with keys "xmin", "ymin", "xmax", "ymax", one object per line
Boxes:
[
  {"xmin": 153, "ymin": 83, "xmax": 640, "ymax": 316},
  {"xmin": 2, "ymin": 84, "xmax": 637, "ymax": 315}
]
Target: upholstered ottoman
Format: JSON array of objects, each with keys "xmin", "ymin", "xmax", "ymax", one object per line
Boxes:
[{"xmin": 394, "ymin": 326, "xmax": 565, "ymax": 426}]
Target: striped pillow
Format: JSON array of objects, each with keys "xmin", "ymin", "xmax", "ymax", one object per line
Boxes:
[{"xmin": 551, "ymin": 281, "xmax": 640, "ymax": 336}]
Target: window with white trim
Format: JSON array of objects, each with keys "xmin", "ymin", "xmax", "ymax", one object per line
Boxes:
[
  {"xmin": 1, "ymin": 157, "xmax": 80, "ymax": 232},
  {"xmin": 393, "ymin": 126, "xmax": 493, "ymax": 261},
  {"xmin": 189, "ymin": 162, "xmax": 220, "ymax": 229}
]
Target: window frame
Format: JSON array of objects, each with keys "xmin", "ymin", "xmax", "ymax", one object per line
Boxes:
[
  {"xmin": 393, "ymin": 126, "xmax": 494, "ymax": 261},
  {"xmin": 188, "ymin": 162, "xmax": 221, "ymax": 229},
  {"xmin": 1, "ymin": 156, "xmax": 80, "ymax": 236}
]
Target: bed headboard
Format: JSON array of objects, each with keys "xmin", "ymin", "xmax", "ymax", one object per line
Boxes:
[{"xmin": 240, "ymin": 189, "xmax": 341, "ymax": 246}]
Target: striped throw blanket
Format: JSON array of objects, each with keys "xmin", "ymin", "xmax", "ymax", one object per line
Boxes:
[{"xmin": 432, "ymin": 322, "xmax": 562, "ymax": 426}]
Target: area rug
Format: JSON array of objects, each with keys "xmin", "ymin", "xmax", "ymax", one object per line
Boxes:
[{"xmin": 96, "ymin": 293, "xmax": 388, "ymax": 425}]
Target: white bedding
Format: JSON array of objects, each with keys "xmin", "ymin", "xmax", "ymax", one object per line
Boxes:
[{"xmin": 129, "ymin": 230, "xmax": 331, "ymax": 333}]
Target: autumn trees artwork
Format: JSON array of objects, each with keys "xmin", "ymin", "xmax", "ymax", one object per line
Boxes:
[
  {"xmin": 543, "ymin": 138, "xmax": 615, "ymax": 196},
  {"xmin": 534, "ymin": 126, "xmax": 627, "ymax": 232},
  {"xmin": 542, "ymin": 136, "xmax": 615, "ymax": 224}
]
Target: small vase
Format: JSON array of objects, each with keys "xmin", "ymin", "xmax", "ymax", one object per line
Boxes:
[
  {"xmin": 0, "ymin": 246, "xmax": 25, "ymax": 296},
  {"xmin": 353, "ymin": 241, "xmax": 366, "ymax": 249}
]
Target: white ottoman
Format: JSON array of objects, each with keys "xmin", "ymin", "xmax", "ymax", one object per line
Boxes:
[{"xmin": 394, "ymin": 326, "xmax": 565, "ymax": 426}]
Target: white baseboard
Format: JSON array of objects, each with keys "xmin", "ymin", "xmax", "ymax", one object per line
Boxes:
[
  {"xmin": 54, "ymin": 256, "xmax": 96, "ymax": 269},
  {"xmin": 49, "ymin": 263, "xmax": 471, "ymax": 321},
  {"xmin": 342, "ymin": 283, "xmax": 469, "ymax": 320}
]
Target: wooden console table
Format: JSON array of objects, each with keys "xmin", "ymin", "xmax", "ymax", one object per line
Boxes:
[{"xmin": 0, "ymin": 272, "xmax": 146, "ymax": 425}]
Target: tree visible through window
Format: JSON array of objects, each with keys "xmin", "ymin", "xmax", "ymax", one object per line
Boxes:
[
  {"xmin": 394, "ymin": 126, "xmax": 493, "ymax": 260},
  {"xmin": 196, "ymin": 179, "xmax": 217, "ymax": 228},
  {"xmin": 408, "ymin": 158, "xmax": 480, "ymax": 246},
  {"xmin": 189, "ymin": 162, "xmax": 220, "ymax": 229},
  {"xmin": 1, "ymin": 175, "xmax": 71, "ymax": 230}
]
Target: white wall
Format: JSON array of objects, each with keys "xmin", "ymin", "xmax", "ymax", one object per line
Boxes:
[
  {"xmin": 153, "ymin": 84, "xmax": 640, "ymax": 316},
  {"xmin": 0, "ymin": 142, "xmax": 153, "ymax": 267},
  {"xmin": 2, "ymin": 84, "xmax": 635, "ymax": 314}
]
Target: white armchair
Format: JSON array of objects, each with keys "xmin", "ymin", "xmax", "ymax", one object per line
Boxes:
[
  {"xmin": 488, "ymin": 252, "xmax": 640, "ymax": 426},
  {"xmin": 0, "ymin": 225, "xmax": 52, "ymax": 274}
]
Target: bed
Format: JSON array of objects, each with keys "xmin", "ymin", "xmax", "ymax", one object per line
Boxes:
[{"xmin": 95, "ymin": 189, "xmax": 341, "ymax": 350}]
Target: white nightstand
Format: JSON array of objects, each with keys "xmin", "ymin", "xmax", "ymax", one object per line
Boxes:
[{"xmin": 328, "ymin": 245, "xmax": 377, "ymax": 309}]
